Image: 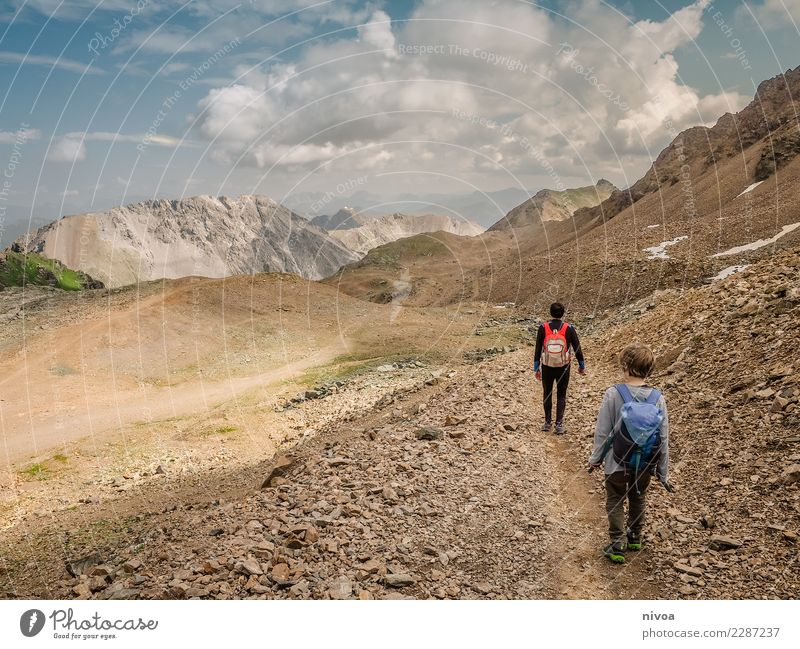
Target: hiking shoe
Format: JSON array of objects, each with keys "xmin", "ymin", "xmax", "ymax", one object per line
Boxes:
[
  {"xmin": 627, "ymin": 531, "xmax": 643, "ymax": 551},
  {"xmin": 603, "ymin": 542, "xmax": 626, "ymax": 564},
  {"xmin": 554, "ymin": 422, "xmax": 566, "ymax": 435},
  {"xmin": 541, "ymin": 421, "xmax": 552, "ymax": 432}
]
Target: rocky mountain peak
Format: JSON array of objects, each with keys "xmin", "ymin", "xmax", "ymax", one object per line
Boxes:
[{"xmin": 15, "ymin": 194, "xmax": 359, "ymax": 287}]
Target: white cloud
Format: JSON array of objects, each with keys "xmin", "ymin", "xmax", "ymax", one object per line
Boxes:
[
  {"xmin": 189, "ymin": 0, "xmax": 754, "ymax": 189},
  {"xmin": 12, "ymin": 0, "xmax": 133, "ymax": 20},
  {"xmin": 196, "ymin": 85, "xmax": 273, "ymax": 147},
  {"xmin": 46, "ymin": 131, "xmax": 186, "ymax": 162},
  {"xmin": 48, "ymin": 136, "xmax": 87, "ymax": 163},
  {"xmin": 0, "ymin": 128, "xmax": 41, "ymax": 143},
  {"xmin": 739, "ymin": 0, "xmax": 800, "ymax": 27},
  {"xmin": 62, "ymin": 131, "xmax": 184, "ymax": 147},
  {"xmin": 358, "ymin": 10, "xmax": 396, "ymax": 55},
  {"xmin": 0, "ymin": 51, "xmax": 103, "ymax": 75}
]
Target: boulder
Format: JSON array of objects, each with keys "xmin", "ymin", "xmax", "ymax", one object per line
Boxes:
[
  {"xmin": 414, "ymin": 427, "xmax": 443, "ymax": 441},
  {"xmin": 260, "ymin": 454, "xmax": 297, "ymax": 489}
]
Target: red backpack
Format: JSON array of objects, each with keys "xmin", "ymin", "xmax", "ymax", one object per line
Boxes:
[{"xmin": 541, "ymin": 322, "xmax": 571, "ymax": 367}]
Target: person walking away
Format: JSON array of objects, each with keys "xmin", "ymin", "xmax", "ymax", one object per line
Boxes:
[
  {"xmin": 588, "ymin": 343, "xmax": 671, "ymax": 564},
  {"xmin": 534, "ymin": 302, "xmax": 585, "ymax": 434}
]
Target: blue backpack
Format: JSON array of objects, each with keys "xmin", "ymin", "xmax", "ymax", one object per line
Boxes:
[{"xmin": 611, "ymin": 384, "xmax": 664, "ymax": 481}]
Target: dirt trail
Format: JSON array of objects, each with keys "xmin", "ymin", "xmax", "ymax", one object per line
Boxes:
[
  {"xmin": 0, "ymin": 280, "xmax": 351, "ymax": 466},
  {"xmin": 386, "ymin": 344, "xmax": 660, "ymax": 599}
]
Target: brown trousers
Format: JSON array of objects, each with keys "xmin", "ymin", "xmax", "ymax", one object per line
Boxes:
[{"xmin": 604, "ymin": 471, "xmax": 652, "ymax": 544}]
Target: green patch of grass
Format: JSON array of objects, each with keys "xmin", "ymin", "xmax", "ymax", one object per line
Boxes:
[
  {"xmin": 358, "ymin": 235, "xmax": 447, "ymax": 268},
  {"xmin": 293, "ymin": 348, "xmax": 441, "ymax": 389},
  {"xmin": 0, "ymin": 251, "xmax": 94, "ymax": 291},
  {"xmin": 199, "ymin": 424, "xmax": 239, "ymax": 437},
  {"xmin": 133, "ymin": 414, "xmax": 188, "ymax": 428},
  {"xmin": 52, "ymin": 453, "xmax": 69, "ymax": 463},
  {"xmin": 19, "ymin": 463, "xmax": 49, "ymax": 481},
  {"xmin": 50, "ymin": 365, "xmax": 76, "ymax": 376}
]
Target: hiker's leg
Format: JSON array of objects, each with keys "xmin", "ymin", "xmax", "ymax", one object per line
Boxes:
[
  {"xmin": 604, "ymin": 472, "xmax": 627, "ymax": 544},
  {"xmin": 627, "ymin": 472, "xmax": 652, "ymax": 536},
  {"xmin": 555, "ymin": 365, "xmax": 571, "ymax": 424},
  {"xmin": 541, "ymin": 366, "xmax": 555, "ymax": 423}
]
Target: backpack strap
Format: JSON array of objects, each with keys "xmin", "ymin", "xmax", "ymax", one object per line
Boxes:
[
  {"xmin": 559, "ymin": 321, "xmax": 569, "ymax": 335},
  {"xmin": 543, "ymin": 322, "xmax": 553, "ymax": 336},
  {"xmin": 614, "ymin": 383, "xmax": 634, "ymax": 403},
  {"xmin": 645, "ymin": 388, "xmax": 662, "ymax": 405}
]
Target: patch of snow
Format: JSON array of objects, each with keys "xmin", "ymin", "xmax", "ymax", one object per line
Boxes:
[
  {"xmin": 735, "ymin": 181, "xmax": 764, "ymax": 199},
  {"xmin": 643, "ymin": 235, "xmax": 689, "ymax": 260},
  {"xmin": 712, "ymin": 222, "xmax": 800, "ymax": 257},
  {"xmin": 711, "ymin": 265, "xmax": 749, "ymax": 281},
  {"xmin": 645, "ymin": 224, "xmax": 661, "ymax": 229}
]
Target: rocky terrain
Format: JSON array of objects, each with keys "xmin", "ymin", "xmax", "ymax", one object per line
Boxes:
[
  {"xmin": 14, "ymin": 194, "xmax": 359, "ymax": 287},
  {"xmin": 327, "ymin": 212, "xmax": 483, "ymax": 254},
  {"xmin": 1, "ymin": 243, "xmax": 797, "ymax": 600},
  {"xmin": 488, "ymin": 180, "xmax": 616, "ymax": 231}
]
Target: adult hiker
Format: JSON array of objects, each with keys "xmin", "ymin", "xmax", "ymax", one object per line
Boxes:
[
  {"xmin": 588, "ymin": 343, "xmax": 672, "ymax": 564},
  {"xmin": 533, "ymin": 302, "xmax": 585, "ymax": 434}
]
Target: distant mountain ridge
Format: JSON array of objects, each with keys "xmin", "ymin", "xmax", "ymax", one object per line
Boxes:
[
  {"xmin": 310, "ymin": 207, "xmax": 368, "ymax": 231},
  {"xmin": 14, "ymin": 195, "xmax": 359, "ymax": 288},
  {"xmin": 489, "ymin": 179, "xmax": 616, "ymax": 231},
  {"xmin": 286, "ymin": 187, "xmax": 535, "ymax": 227},
  {"xmin": 327, "ymin": 212, "xmax": 484, "ymax": 254}
]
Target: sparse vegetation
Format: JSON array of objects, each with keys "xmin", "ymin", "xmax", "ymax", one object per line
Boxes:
[
  {"xmin": 19, "ymin": 463, "xmax": 49, "ymax": 480},
  {"xmin": 201, "ymin": 425, "xmax": 239, "ymax": 437},
  {"xmin": 357, "ymin": 235, "xmax": 448, "ymax": 268},
  {"xmin": 0, "ymin": 251, "xmax": 101, "ymax": 290}
]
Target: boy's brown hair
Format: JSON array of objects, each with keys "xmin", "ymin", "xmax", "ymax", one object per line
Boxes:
[{"xmin": 619, "ymin": 343, "xmax": 655, "ymax": 378}]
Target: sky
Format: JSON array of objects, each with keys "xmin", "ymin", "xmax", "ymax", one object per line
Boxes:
[{"xmin": 0, "ymin": 0, "xmax": 799, "ymax": 228}]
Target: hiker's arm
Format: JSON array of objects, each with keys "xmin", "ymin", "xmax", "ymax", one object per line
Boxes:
[
  {"xmin": 533, "ymin": 324, "xmax": 544, "ymax": 371},
  {"xmin": 657, "ymin": 397, "xmax": 670, "ymax": 482},
  {"xmin": 569, "ymin": 325, "xmax": 585, "ymax": 370},
  {"xmin": 588, "ymin": 390, "xmax": 613, "ymax": 465}
]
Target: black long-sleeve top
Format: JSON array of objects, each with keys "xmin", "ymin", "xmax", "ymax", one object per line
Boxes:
[{"xmin": 533, "ymin": 319, "xmax": 585, "ymax": 370}]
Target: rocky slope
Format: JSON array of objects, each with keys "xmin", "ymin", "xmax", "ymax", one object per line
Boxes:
[
  {"xmin": 488, "ymin": 180, "xmax": 616, "ymax": 231},
  {"xmin": 585, "ymin": 244, "xmax": 800, "ymax": 599},
  {"xmin": 14, "ymin": 195, "xmax": 359, "ymax": 287},
  {"xmin": 576, "ymin": 65, "xmax": 800, "ymax": 226},
  {"xmin": 328, "ymin": 213, "xmax": 484, "ymax": 254}
]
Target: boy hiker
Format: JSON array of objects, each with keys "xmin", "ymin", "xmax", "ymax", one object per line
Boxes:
[
  {"xmin": 534, "ymin": 302, "xmax": 585, "ymax": 434},
  {"xmin": 588, "ymin": 343, "xmax": 672, "ymax": 564}
]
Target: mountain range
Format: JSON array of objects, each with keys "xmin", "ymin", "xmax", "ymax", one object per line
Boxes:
[
  {"xmin": 15, "ymin": 195, "xmax": 359, "ymax": 288},
  {"xmin": 286, "ymin": 187, "xmax": 536, "ymax": 227},
  {"xmin": 324, "ymin": 212, "xmax": 484, "ymax": 254},
  {"xmin": 330, "ymin": 65, "xmax": 800, "ymax": 312}
]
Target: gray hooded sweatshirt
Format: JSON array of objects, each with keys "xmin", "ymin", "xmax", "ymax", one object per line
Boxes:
[{"xmin": 588, "ymin": 384, "xmax": 669, "ymax": 481}]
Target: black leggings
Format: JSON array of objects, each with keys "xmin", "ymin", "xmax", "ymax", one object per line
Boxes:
[{"xmin": 542, "ymin": 365, "xmax": 570, "ymax": 424}]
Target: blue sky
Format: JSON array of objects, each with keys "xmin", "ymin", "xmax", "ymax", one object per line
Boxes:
[{"xmin": 0, "ymin": 0, "xmax": 799, "ymax": 228}]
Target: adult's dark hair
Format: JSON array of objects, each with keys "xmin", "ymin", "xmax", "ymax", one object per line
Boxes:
[{"xmin": 549, "ymin": 302, "xmax": 565, "ymax": 318}]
